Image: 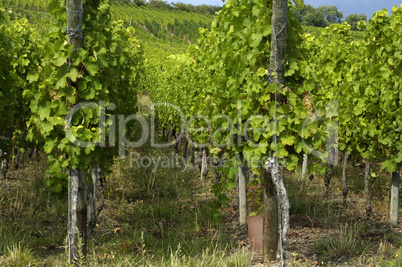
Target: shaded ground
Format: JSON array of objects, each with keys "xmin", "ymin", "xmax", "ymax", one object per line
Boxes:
[{"xmin": 0, "ymin": 119, "xmax": 402, "ymax": 265}]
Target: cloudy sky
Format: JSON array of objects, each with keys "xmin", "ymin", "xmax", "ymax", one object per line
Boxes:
[{"xmin": 177, "ymin": 0, "xmax": 402, "ymax": 19}]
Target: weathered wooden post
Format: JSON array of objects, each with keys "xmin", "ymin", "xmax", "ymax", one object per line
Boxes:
[
  {"xmin": 269, "ymin": 0, "xmax": 287, "ymax": 87},
  {"xmin": 390, "ymin": 171, "xmax": 400, "ymax": 227},
  {"xmin": 238, "ymin": 153, "xmax": 247, "ymax": 225},
  {"xmin": 263, "ymin": 164, "xmax": 279, "ymax": 259},
  {"xmin": 301, "ymin": 153, "xmax": 308, "ymax": 180},
  {"xmin": 66, "ymin": 0, "xmax": 87, "ymax": 264},
  {"xmin": 67, "ymin": 0, "xmax": 84, "ymax": 51},
  {"xmin": 77, "ymin": 169, "xmax": 87, "ymax": 256},
  {"xmin": 68, "ymin": 168, "xmax": 79, "ymax": 264},
  {"xmin": 364, "ymin": 161, "xmax": 372, "ymax": 216},
  {"xmin": 342, "ymin": 152, "xmax": 349, "ymax": 204},
  {"xmin": 0, "ymin": 149, "xmax": 7, "ymax": 180},
  {"xmin": 0, "ymin": 159, "xmax": 7, "ymax": 179},
  {"xmin": 263, "ymin": 0, "xmax": 288, "ymax": 263}
]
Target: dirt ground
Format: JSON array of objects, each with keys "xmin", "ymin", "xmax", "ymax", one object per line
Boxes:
[{"xmin": 219, "ymin": 182, "xmax": 402, "ymax": 266}]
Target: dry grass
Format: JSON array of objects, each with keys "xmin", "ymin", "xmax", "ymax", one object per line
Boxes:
[{"xmin": 1, "ymin": 136, "xmax": 402, "ymax": 266}]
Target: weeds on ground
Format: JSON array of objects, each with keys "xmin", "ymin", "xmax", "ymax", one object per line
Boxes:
[
  {"xmin": 315, "ymin": 222, "xmax": 369, "ymax": 259},
  {"xmin": 285, "ymin": 163, "xmax": 402, "ymax": 266},
  {"xmin": 0, "ymin": 120, "xmax": 252, "ymax": 266},
  {"xmin": 0, "ymin": 224, "xmax": 34, "ymax": 266}
]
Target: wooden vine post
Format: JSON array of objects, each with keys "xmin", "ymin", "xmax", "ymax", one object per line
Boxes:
[
  {"xmin": 67, "ymin": 0, "xmax": 84, "ymax": 50},
  {"xmin": 269, "ymin": 0, "xmax": 287, "ymax": 87},
  {"xmin": 390, "ymin": 171, "xmax": 400, "ymax": 227},
  {"xmin": 262, "ymin": 162, "xmax": 279, "ymax": 260},
  {"xmin": 238, "ymin": 153, "xmax": 247, "ymax": 225},
  {"xmin": 301, "ymin": 153, "xmax": 308, "ymax": 180},
  {"xmin": 364, "ymin": 161, "xmax": 372, "ymax": 216},
  {"xmin": 66, "ymin": 0, "xmax": 87, "ymax": 263},
  {"xmin": 342, "ymin": 152, "xmax": 349, "ymax": 204},
  {"xmin": 263, "ymin": 0, "xmax": 289, "ymax": 262}
]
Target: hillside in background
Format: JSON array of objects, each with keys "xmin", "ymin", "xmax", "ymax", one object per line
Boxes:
[
  {"xmin": 0, "ymin": 0, "xmax": 214, "ymax": 56},
  {"xmin": 109, "ymin": 1, "xmax": 213, "ymax": 57},
  {"xmin": 0, "ymin": 0, "xmax": 364, "ymax": 57}
]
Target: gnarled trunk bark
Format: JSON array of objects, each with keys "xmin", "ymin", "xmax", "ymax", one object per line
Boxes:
[{"xmin": 263, "ymin": 158, "xmax": 289, "ymax": 261}]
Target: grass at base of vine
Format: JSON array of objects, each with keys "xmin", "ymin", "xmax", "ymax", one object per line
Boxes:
[
  {"xmin": 0, "ymin": 121, "xmax": 402, "ymax": 265},
  {"xmin": 286, "ymin": 164, "xmax": 402, "ymax": 266},
  {"xmin": 0, "ymin": 121, "xmax": 253, "ymax": 266}
]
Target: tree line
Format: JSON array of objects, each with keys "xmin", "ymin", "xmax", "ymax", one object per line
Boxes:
[
  {"xmin": 116, "ymin": 0, "xmax": 223, "ymax": 16},
  {"xmin": 294, "ymin": 4, "xmax": 368, "ymax": 30},
  {"xmin": 117, "ymin": 1, "xmax": 369, "ymax": 30}
]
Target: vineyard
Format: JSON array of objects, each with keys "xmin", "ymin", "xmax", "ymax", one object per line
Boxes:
[{"xmin": 1, "ymin": 0, "xmax": 402, "ymax": 266}]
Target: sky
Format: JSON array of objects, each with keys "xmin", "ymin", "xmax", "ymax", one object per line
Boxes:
[{"xmin": 176, "ymin": 0, "xmax": 402, "ymax": 19}]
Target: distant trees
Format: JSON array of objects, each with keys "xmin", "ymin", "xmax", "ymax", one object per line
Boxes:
[
  {"xmin": 293, "ymin": 4, "xmax": 328, "ymax": 27},
  {"xmin": 194, "ymin": 4, "xmax": 221, "ymax": 15},
  {"xmin": 293, "ymin": 5, "xmax": 343, "ymax": 27},
  {"xmin": 132, "ymin": 0, "xmax": 147, "ymax": 6},
  {"xmin": 173, "ymin": 2, "xmax": 192, "ymax": 12},
  {"xmin": 116, "ymin": 0, "xmax": 133, "ymax": 4},
  {"xmin": 149, "ymin": 0, "xmax": 172, "ymax": 9},
  {"xmin": 173, "ymin": 2, "xmax": 222, "ymax": 15},
  {"xmin": 346, "ymin": 13, "xmax": 368, "ymax": 30},
  {"xmin": 317, "ymin": 5, "xmax": 343, "ymax": 24},
  {"xmin": 293, "ymin": 4, "xmax": 368, "ymax": 30},
  {"xmin": 122, "ymin": 1, "xmax": 369, "ymax": 27}
]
